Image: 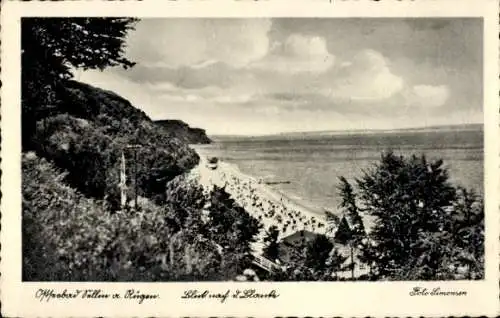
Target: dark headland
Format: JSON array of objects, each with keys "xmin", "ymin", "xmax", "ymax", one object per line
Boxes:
[{"xmin": 154, "ymin": 119, "xmax": 211, "ymax": 144}]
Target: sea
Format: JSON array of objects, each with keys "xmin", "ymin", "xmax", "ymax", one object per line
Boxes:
[{"xmin": 192, "ymin": 125, "xmax": 483, "ymax": 217}]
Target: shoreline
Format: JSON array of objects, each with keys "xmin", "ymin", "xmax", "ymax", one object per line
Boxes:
[
  {"xmin": 221, "ymin": 156, "xmax": 328, "ymax": 217},
  {"xmin": 191, "ymin": 144, "xmax": 330, "ymax": 215},
  {"xmin": 188, "ymin": 149, "xmax": 330, "ymax": 253}
]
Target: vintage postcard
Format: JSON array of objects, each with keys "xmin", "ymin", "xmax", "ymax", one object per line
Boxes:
[{"xmin": 1, "ymin": 0, "xmax": 499, "ymax": 317}]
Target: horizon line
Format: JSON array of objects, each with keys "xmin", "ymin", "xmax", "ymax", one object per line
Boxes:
[{"xmin": 205, "ymin": 122, "xmax": 484, "ymax": 138}]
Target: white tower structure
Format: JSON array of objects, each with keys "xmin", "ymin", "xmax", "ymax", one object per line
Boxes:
[{"xmin": 119, "ymin": 151, "xmax": 127, "ymax": 209}]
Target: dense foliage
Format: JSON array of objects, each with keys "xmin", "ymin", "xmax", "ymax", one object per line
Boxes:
[
  {"xmin": 203, "ymin": 187, "xmax": 262, "ymax": 279},
  {"xmin": 155, "ymin": 120, "xmax": 211, "ymax": 145},
  {"xmin": 268, "ymin": 232, "xmax": 346, "ymax": 281},
  {"xmin": 30, "ymin": 82, "xmax": 200, "ymax": 207},
  {"xmin": 22, "ymin": 17, "xmax": 137, "ymax": 148},
  {"xmin": 345, "ymin": 151, "xmax": 484, "ymax": 280},
  {"xmin": 22, "ymin": 154, "xmax": 262, "ymax": 281}
]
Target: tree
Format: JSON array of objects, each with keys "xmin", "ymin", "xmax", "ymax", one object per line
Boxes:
[
  {"xmin": 337, "ymin": 177, "xmax": 366, "ymax": 279},
  {"xmin": 338, "ymin": 176, "xmax": 366, "ymax": 244},
  {"xmin": 326, "ymin": 247, "xmax": 348, "ymax": 279},
  {"xmin": 305, "ymin": 234, "xmax": 334, "ymax": 273},
  {"xmin": 356, "ymin": 238, "xmax": 378, "ymax": 278},
  {"xmin": 334, "ymin": 216, "xmax": 352, "ymax": 245},
  {"xmin": 269, "ymin": 233, "xmax": 335, "ymax": 281},
  {"xmin": 352, "ymin": 151, "xmax": 480, "ymax": 280},
  {"xmin": 442, "ymin": 187, "xmax": 484, "ymax": 279},
  {"xmin": 22, "ymin": 17, "xmax": 138, "ymax": 149},
  {"xmin": 263, "ymin": 225, "xmax": 280, "ymax": 262},
  {"xmin": 334, "ymin": 215, "xmax": 356, "ymax": 278},
  {"xmin": 204, "ymin": 186, "xmax": 262, "ymax": 279},
  {"xmin": 324, "ymin": 210, "xmax": 340, "ymax": 236}
]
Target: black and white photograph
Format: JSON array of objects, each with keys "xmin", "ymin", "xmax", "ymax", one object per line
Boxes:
[
  {"xmin": 3, "ymin": 0, "xmax": 500, "ymax": 316},
  {"xmin": 19, "ymin": 16, "xmax": 487, "ymax": 283}
]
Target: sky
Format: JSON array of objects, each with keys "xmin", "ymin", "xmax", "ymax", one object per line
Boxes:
[{"xmin": 78, "ymin": 18, "xmax": 483, "ymax": 136}]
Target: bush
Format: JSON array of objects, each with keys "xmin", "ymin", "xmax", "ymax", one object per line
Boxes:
[
  {"xmin": 31, "ymin": 110, "xmax": 199, "ymax": 206},
  {"xmin": 23, "ymin": 154, "xmax": 263, "ymax": 281},
  {"xmin": 269, "ymin": 233, "xmax": 337, "ymax": 281},
  {"xmin": 22, "ymin": 153, "xmax": 221, "ymax": 281}
]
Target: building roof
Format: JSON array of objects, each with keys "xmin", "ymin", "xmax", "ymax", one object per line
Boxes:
[{"xmin": 280, "ymin": 230, "xmax": 320, "ymax": 245}]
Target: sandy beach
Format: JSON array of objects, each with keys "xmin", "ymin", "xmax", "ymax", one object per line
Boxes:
[{"xmin": 188, "ymin": 150, "xmax": 329, "ymax": 254}]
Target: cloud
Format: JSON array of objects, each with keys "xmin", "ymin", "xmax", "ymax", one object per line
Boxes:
[
  {"xmin": 146, "ymin": 81, "xmax": 179, "ymax": 92},
  {"xmin": 126, "ymin": 19, "xmax": 272, "ymax": 68},
  {"xmin": 158, "ymin": 89, "xmax": 253, "ymax": 105},
  {"xmin": 282, "ymin": 34, "xmax": 332, "ymax": 58},
  {"xmin": 77, "ymin": 69, "xmax": 163, "ymax": 116},
  {"xmin": 250, "ymin": 34, "xmax": 335, "ymax": 73},
  {"xmin": 404, "ymin": 84, "xmax": 450, "ymax": 107},
  {"xmin": 122, "ymin": 62, "xmax": 256, "ymax": 90},
  {"xmin": 76, "ymin": 19, "xmax": 480, "ymax": 135},
  {"xmin": 324, "ymin": 49, "xmax": 404, "ymax": 101},
  {"xmin": 136, "ymin": 78, "xmax": 254, "ymax": 105}
]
